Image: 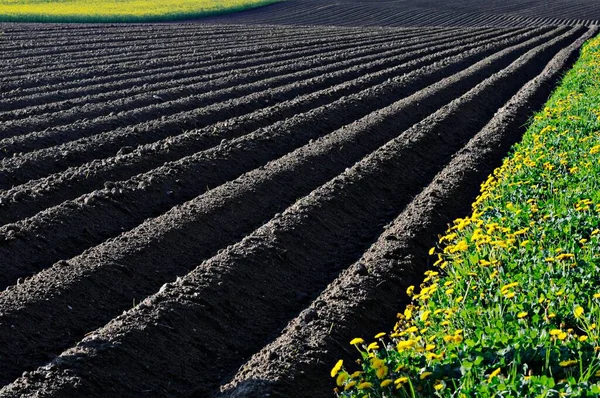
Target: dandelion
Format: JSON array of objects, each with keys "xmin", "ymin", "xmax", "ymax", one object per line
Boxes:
[
  {"xmin": 367, "ymin": 342, "xmax": 379, "ymax": 352},
  {"xmin": 406, "ymin": 285, "xmax": 415, "ymax": 296},
  {"xmin": 574, "ymin": 306, "xmax": 584, "ymax": 318},
  {"xmin": 344, "ymin": 381, "xmax": 357, "ymax": 391},
  {"xmin": 336, "ymin": 372, "xmax": 348, "ymax": 386},
  {"xmin": 397, "ymin": 339, "xmax": 417, "ymax": 351},
  {"xmin": 420, "ymin": 372, "xmax": 433, "ymax": 380},
  {"xmin": 488, "ymin": 367, "xmax": 501, "ymax": 382},
  {"xmin": 331, "ymin": 359, "xmax": 343, "ymax": 378},
  {"xmin": 420, "ymin": 310, "xmax": 431, "ymax": 322},
  {"xmin": 517, "ymin": 311, "xmax": 528, "ymax": 319},
  {"xmin": 376, "ymin": 365, "xmax": 389, "ymax": 379},
  {"xmin": 395, "ymin": 376, "xmax": 409, "ymax": 385},
  {"xmin": 350, "ymin": 338, "xmax": 364, "ymax": 345},
  {"xmin": 559, "ymin": 359, "xmax": 578, "ymax": 367},
  {"xmin": 374, "ymin": 332, "xmax": 386, "ymax": 339},
  {"xmin": 357, "ymin": 381, "xmax": 373, "ymax": 390},
  {"xmin": 380, "ymin": 379, "xmax": 393, "ymax": 387}
]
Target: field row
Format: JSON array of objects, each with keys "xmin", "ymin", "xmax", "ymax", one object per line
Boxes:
[
  {"xmin": 204, "ymin": 0, "xmax": 600, "ymax": 27},
  {"xmin": 0, "ymin": 24, "xmax": 596, "ymax": 396}
]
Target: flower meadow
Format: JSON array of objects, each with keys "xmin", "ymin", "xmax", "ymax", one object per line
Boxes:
[{"xmin": 332, "ymin": 35, "xmax": 600, "ymax": 397}]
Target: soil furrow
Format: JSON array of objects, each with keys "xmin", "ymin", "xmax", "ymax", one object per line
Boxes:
[
  {"xmin": 0, "ymin": 25, "xmax": 588, "ymax": 396},
  {"xmin": 0, "ymin": 25, "xmax": 577, "ymax": 387},
  {"xmin": 0, "ymin": 26, "xmax": 544, "ymax": 187}
]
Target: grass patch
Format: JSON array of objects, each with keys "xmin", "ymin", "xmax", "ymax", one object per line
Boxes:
[
  {"xmin": 0, "ymin": 0, "xmax": 281, "ymax": 23},
  {"xmin": 332, "ymin": 34, "xmax": 600, "ymax": 397}
]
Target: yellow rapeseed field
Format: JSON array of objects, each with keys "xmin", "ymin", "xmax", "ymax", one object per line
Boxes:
[{"xmin": 0, "ymin": 0, "xmax": 281, "ymax": 22}]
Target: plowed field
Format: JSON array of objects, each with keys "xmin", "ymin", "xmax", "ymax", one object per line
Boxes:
[
  {"xmin": 0, "ymin": 20, "xmax": 598, "ymax": 398},
  {"xmin": 205, "ymin": 0, "xmax": 600, "ymax": 27}
]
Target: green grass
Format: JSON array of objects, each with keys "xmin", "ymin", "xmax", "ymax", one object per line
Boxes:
[
  {"xmin": 0, "ymin": 0, "xmax": 281, "ymax": 23},
  {"xmin": 332, "ymin": 34, "xmax": 600, "ymax": 397}
]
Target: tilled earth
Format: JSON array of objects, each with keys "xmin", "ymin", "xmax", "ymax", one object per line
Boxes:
[
  {"xmin": 204, "ymin": 0, "xmax": 600, "ymax": 27},
  {"xmin": 0, "ymin": 13, "xmax": 598, "ymax": 398}
]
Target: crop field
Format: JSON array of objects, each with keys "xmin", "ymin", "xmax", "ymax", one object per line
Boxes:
[
  {"xmin": 0, "ymin": 0, "xmax": 280, "ymax": 23},
  {"xmin": 0, "ymin": 2, "xmax": 600, "ymax": 398}
]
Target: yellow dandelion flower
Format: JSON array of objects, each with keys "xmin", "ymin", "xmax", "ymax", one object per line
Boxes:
[
  {"xmin": 336, "ymin": 372, "xmax": 348, "ymax": 386},
  {"xmin": 558, "ymin": 332, "xmax": 568, "ymax": 340},
  {"xmin": 404, "ymin": 308, "xmax": 412, "ymax": 320},
  {"xmin": 559, "ymin": 360, "xmax": 578, "ymax": 367},
  {"xmin": 434, "ymin": 381, "xmax": 445, "ymax": 391},
  {"xmin": 406, "ymin": 285, "xmax": 415, "ymax": 296},
  {"xmin": 394, "ymin": 376, "xmax": 409, "ymax": 384},
  {"xmin": 574, "ymin": 306, "xmax": 584, "ymax": 318},
  {"xmin": 374, "ymin": 332, "xmax": 386, "ymax": 339},
  {"xmin": 504, "ymin": 291, "xmax": 516, "ymax": 299},
  {"xmin": 550, "ymin": 329, "xmax": 563, "ymax": 336},
  {"xmin": 367, "ymin": 342, "xmax": 380, "ymax": 352},
  {"xmin": 579, "ymin": 335, "xmax": 589, "ymax": 342},
  {"xmin": 517, "ymin": 311, "xmax": 528, "ymax": 319},
  {"xmin": 556, "ymin": 253, "xmax": 575, "ymax": 260},
  {"xmin": 397, "ymin": 339, "xmax": 417, "ymax": 351},
  {"xmin": 331, "ymin": 359, "xmax": 343, "ymax": 377},
  {"xmin": 405, "ymin": 326, "xmax": 419, "ymax": 334},
  {"xmin": 376, "ymin": 365, "xmax": 389, "ymax": 379},
  {"xmin": 344, "ymin": 381, "xmax": 357, "ymax": 391},
  {"xmin": 371, "ymin": 357, "xmax": 384, "ymax": 369},
  {"xmin": 501, "ymin": 282, "xmax": 519, "ymax": 291},
  {"xmin": 488, "ymin": 367, "xmax": 501, "ymax": 382},
  {"xmin": 420, "ymin": 310, "xmax": 431, "ymax": 322},
  {"xmin": 380, "ymin": 379, "xmax": 393, "ymax": 387},
  {"xmin": 429, "ymin": 247, "xmax": 435, "ymax": 255},
  {"xmin": 357, "ymin": 381, "xmax": 372, "ymax": 390},
  {"xmin": 420, "ymin": 372, "xmax": 433, "ymax": 380},
  {"xmin": 594, "ymin": 293, "xmax": 600, "ymax": 299}
]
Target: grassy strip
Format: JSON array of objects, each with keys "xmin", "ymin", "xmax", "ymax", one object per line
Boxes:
[
  {"xmin": 332, "ymin": 34, "xmax": 600, "ymax": 397},
  {"xmin": 0, "ymin": 0, "xmax": 281, "ymax": 23}
]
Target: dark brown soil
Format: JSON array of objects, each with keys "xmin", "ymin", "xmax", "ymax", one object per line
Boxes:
[
  {"xmin": 0, "ymin": 16, "xmax": 597, "ymax": 398},
  {"xmin": 202, "ymin": 0, "xmax": 600, "ymax": 27}
]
